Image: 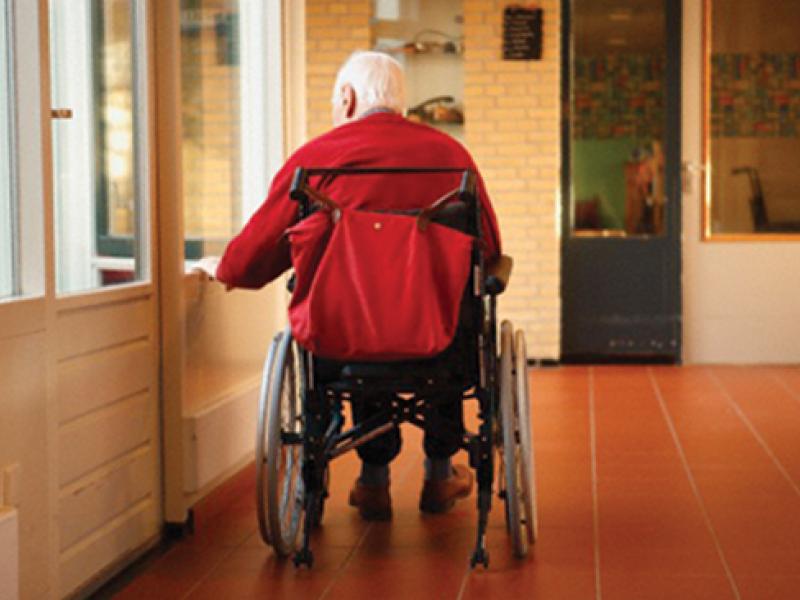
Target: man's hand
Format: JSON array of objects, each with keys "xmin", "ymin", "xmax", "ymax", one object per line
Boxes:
[
  {"xmin": 194, "ymin": 256, "xmax": 220, "ymax": 279},
  {"xmin": 193, "ymin": 257, "xmax": 234, "ymax": 291}
]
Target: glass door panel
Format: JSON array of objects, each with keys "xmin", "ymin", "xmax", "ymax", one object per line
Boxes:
[
  {"xmin": 49, "ymin": 0, "xmax": 149, "ymax": 293},
  {"xmin": 568, "ymin": 0, "xmax": 667, "ymax": 236}
]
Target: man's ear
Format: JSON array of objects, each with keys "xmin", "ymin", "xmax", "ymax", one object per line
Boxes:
[{"xmin": 343, "ymin": 84, "xmax": 357, "ymax": 119}]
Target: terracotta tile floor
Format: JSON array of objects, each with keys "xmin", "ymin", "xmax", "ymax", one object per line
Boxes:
[{"xmin": 111, "ymin": 366, "xmax": 800, "ymax": 600}]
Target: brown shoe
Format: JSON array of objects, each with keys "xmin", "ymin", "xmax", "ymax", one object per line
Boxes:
[
  {"xmin": 419, "ymin": 464, "xmax": 474, "ymax": 514},
  {"xmin": 348, "ymin": 479, "xmax": 392, "ymax": 521}
]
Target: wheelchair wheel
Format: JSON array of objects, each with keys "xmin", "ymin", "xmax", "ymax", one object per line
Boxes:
[
  {"xmin": 499, "ymin": 321, "xmax": 535, "ymax": 558},
  {"xmin": 255, "ymin": 327, "xmax": 306, "ymax": 557}
]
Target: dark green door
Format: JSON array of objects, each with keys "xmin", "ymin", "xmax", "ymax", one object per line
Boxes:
[{"xmin": 561, "ymin": 0, "xmax": 682, "ymax": 361}]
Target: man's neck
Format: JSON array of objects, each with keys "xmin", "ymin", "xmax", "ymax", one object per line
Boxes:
[{"xmin": 359, "ymin": 106, "xmax": 397, "ymax": 119}]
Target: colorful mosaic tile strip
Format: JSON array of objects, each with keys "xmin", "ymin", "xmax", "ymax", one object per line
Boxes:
[
  {"xmin": 572, "ymin": 54, "xmax": 665, "ymax": 140},
  {"xmin": 711, "ymin": 53, "xmax": 800, "ymax": 138}
]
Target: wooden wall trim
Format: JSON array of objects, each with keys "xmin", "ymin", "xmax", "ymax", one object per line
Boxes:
[{"xmin": 152, "ymin": 0, "xmax": 187, "ymax": 524}]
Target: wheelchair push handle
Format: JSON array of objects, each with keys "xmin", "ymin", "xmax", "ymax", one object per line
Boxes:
[
  {"xmin": 289, "ymin": 167, "xmax": 477, "ymax": 195},
  {"xmin": 292, "ymin": 166, "xmax": 475, "ymax": 178},
  {"xmin": 289, "ymin": 167, "xmax": 478, "ymax": 217},
  {"xmin": 289, "ymin": 168, "xmax": 309, "ymax": 202},
  {"xmin": 459, "ymin": 170, "xmax": 477, "ymax": 203}
]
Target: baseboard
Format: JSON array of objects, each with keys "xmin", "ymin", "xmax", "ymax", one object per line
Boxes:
[
  {"xmin": 69, "ymin": 533, "xmax": 163, "ymax": 600},
  {"xmin": 528, "ymin": 358, "xmax": 560, "ymax": 367}
]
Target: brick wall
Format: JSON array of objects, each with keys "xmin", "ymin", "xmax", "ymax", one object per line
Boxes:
[
  {"xmin": 303, "ymin": 0, "xmax": 562, "ymax": 359},
  {"xmin": 305, "ymin": 0, "xmax": 372, "ymax": 138},
  {"xmin": 463, "ymin": 0, "xmax": 561, "ymax": 359},
  {"xmin": 181, "ymin": 0, "xmax": 241, "ymax": 248}
]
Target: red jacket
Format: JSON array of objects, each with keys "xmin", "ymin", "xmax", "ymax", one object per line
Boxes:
[{"xmin": 217, "ymin": 112, "xmax": 501, "ymax": 289}]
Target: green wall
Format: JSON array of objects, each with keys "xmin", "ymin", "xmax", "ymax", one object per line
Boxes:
[{"xmin": 572, "ymin": 138, "xmax": 643, "ymax": 230}]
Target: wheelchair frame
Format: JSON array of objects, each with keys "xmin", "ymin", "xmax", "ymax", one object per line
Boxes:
[{"xmin": 255, "ymin": 167, "xmax": 535, "ymax": 568}]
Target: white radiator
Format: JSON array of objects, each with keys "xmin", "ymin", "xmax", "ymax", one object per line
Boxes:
[
  {"xmin": 183, "ymin": 382, "xmax": 259, "ymax": 494},
  {"xmin": 0, "ymin": 507, "xmax": 19, "ymax": 600}
]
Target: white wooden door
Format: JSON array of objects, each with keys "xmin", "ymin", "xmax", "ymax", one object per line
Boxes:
[
  {"xmin": 0, "ymin": 1, "xmax": 162, "ymax": 597},
  {"xmin": 681, "ymin": 0, "xmax": 800, "ymax": 363},
  {"xmin": 46, "ymin": 1, "xmax": 162, "ymax": 595}
]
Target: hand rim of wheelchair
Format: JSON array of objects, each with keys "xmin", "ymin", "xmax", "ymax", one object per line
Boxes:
[
  {"xmin": 255, "ymin": 327, "xmax": 307, "ymax": 556},
  {"xmin": 499, "ymin": 320, "xmax": 536, "ymax": 558}
]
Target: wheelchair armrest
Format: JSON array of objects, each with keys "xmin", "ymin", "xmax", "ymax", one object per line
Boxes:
[{"xmin": 486, "ymin": 255, "xmax": 513, "ymax": 295}]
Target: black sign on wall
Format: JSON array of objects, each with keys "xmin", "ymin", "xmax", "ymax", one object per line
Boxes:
[{"xmin": 502, "ymin": 5, "xmax": 543, "ymax": 60}]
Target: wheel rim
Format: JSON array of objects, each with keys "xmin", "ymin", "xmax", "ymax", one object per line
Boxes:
[
  {"xmin": 500, "ymin": 320, "xmax": 527, "ymax": 558},
  {"xmin": 257, "ymin": 327, "xmax": 306, "ymax": 556},
  {"xmin": 515, "ymin": 330, "xmax": 537, "ymax": 544}
]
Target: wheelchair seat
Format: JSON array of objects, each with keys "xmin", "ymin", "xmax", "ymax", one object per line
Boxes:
[
  {"xmin": 317, "ymin": 328, "xmax": 475, "ymax": 392},
  {"xmin": 341, "ymin": 361, "xmax": 440, "ymax": 381}
]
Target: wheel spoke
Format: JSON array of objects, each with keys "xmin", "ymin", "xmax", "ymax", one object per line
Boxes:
[{"xmin": 279, "ymin": 447, "xmax": 293, "ymax": 519}]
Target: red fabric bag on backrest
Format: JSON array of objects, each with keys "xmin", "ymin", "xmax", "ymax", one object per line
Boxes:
[{"xmin": 286, "ymin": 204, "xmax": 474, "ymax": 361}]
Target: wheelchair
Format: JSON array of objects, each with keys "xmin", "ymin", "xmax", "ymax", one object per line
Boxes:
[{"xmin": 254, "ymin": 167, "xmax": 537, "ymax": 568}]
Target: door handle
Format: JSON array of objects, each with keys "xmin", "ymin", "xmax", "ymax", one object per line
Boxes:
[
  {"xmin": 50, "ymin": 108, "xmax": 73, "ymax": 119},
  {"xmin": 681, "ymin": 161, "xmax": 705, "ymax": 194}
]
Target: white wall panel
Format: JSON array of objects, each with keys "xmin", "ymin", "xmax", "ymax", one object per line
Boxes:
[
  {"xmin": 0, "ymin": 299, "xmax": 45, "ymax": 340},
  {"xmin": 58, "ymin": 447, "xmax": 153, "ymax": 552},
  {"xmin": 0, "ymin": 507, "xmax": 19, "ymax": 600},
  {"xmin": 56, "ymin": 297, "xmax": 151, "ymax": 360},
  {"xmin": 58, "ymin": 500, "xmax": 157, "ymax": 598},
  {"xmin": 58, "ymin": 339, "xmax": 152, "ymax": 424},
  {"xmin": 58, "ymin": 392, "xmax": 151, "ymax": 487},
  {"xmin": 0, "ymin": 333, "xmax": 50, "ymax": 600}
]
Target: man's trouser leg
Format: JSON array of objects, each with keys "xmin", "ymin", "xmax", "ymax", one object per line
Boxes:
[
  {"xmin": 423, "ymin": 395, "xmax": 464, "ymax": 463},
  {"xmin": 351, "ymin": 393, "xmax": 401, "ymax": 468}
]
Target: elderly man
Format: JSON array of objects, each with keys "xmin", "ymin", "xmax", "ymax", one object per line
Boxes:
[{"xmin": 216, "ymin": 51, "xmax": 501, "ymax": 521}]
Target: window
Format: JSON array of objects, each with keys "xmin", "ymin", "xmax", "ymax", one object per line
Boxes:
[
  {"xmin": 180, "ymin": 0, "xmax": 283, "ymax": 261},
  {"xmin": 0, "ymin": 0, "xmax": 16, "ymax": 298},
  {"xmin": 49, "ymin": 0, "xmax": 150, "ymax": 294},
  {"xmin": 703, "ymin": 0, "xmax": 800, "ymax": 238}
]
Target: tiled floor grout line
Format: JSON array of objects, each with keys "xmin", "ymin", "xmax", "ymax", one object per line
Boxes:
[
  {"xmin": 455, "ymin": 562, "xmax": 471, "ymax": 600},
  {"xmin": 317, "ymin": 456, "xmax": 418, "ymax": 600},
  {"xmin": 706, "ymin": 367, "xmax": 800, "ymax": 499},
  {"xmin": 769, "ymin": 368, "xmax": 800, "ymax": 408},
  {"xmin": 589, "ymin": 367, "xmax": 602, "ymax": 600},
  {"xmin": 647, "ymin": 367, "xmax": 742, "ymax": 600},
  {"xmin": 316, "ymin": 522, "xmax": 374, "ymax": 600},
  {"xmin": 178, "ymin": 542, "xmax": 244, "ymax": 600}
]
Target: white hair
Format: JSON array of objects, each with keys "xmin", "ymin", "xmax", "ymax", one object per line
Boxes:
[{"xmin": 332, "ymin": 51, "xmax": 406, "ymax": 114}]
